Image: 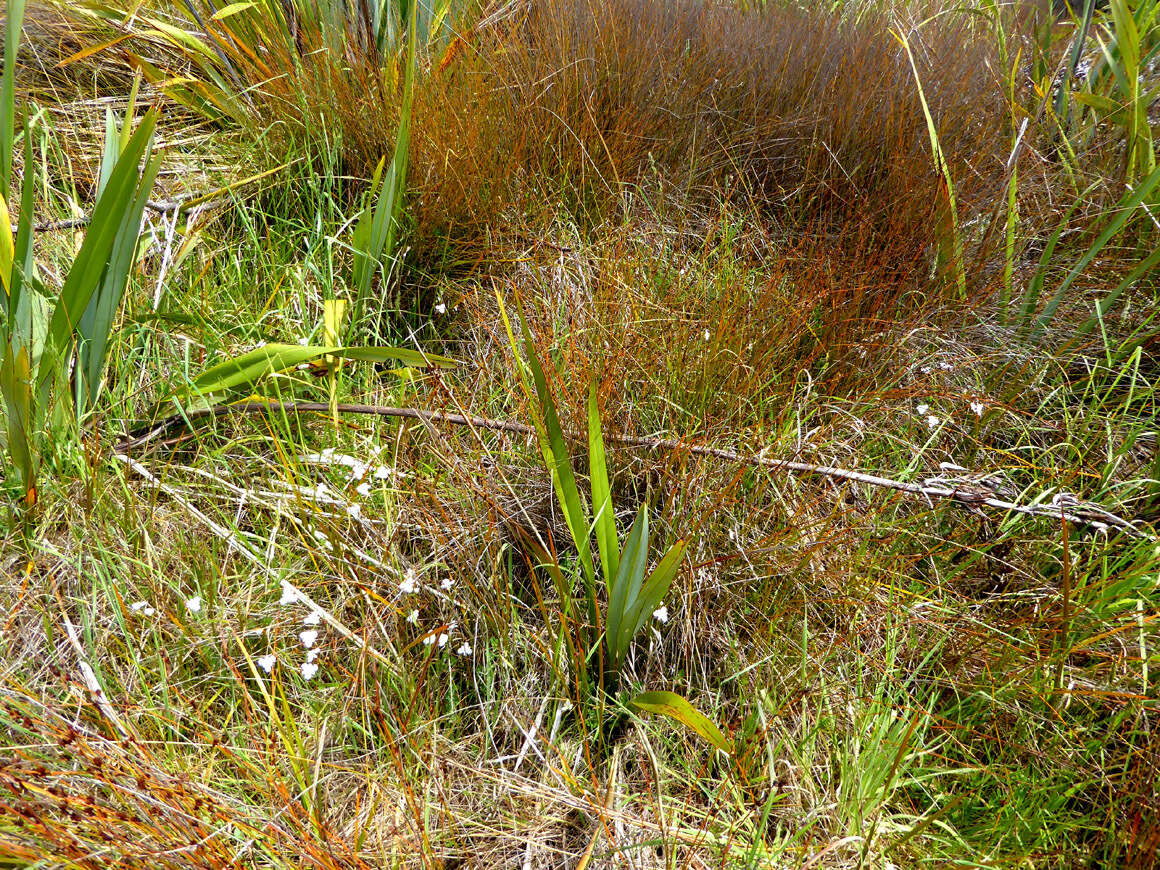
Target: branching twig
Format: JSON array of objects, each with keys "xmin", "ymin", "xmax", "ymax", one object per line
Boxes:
[{"xmin": 114, "ymin": 400, "xmax": 1152, "ymax": 539}]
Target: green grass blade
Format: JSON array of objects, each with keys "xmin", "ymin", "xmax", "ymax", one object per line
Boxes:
[
  {"xmin": 351, "ymin": 157, "xmax": 387, "ymax": 300},
  {"xmin": 351, "ymin": 0, "xmax": 416, "ymax": 334},
  {"xmin": 7, "ymin": 122, "xmax": 35, "ymax": 330},
  {"xmin": 0, "ymin": 343, "xmax": 35, "ymax": 499},
  {"xmin": 1031, "ymin": 163, "xmax": 1160, "ymax": 339},
  {"xmin": 630, "ymin": 690, "xmax": 731, "ymax": 754},
  {"xmin": 1016, "ymin": 183, "xmax": 1097, "ymax": 332},
  {"xmin": 894, "ymin": 26, "xmax": 966, "ymax": 298},
  {"xmin": 588, "ymin": 381, "xmax": 619, "ymax": 585},
  {"xmin": 1070, "ymin": 243, "xmax": 1160, "ymax": 345},
  {"xmin": 1055, "ymin": 0, "xmax": 1098, "ymax": 127}
]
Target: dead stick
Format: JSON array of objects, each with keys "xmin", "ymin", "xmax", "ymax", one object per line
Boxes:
[{"xmin": 115, "ymin": 400, "xmax": 1150, "ymax": 539}]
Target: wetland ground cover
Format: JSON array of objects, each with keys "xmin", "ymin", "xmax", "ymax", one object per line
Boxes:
[{"xmin": 1, "ymin": 0, "xmax": 1159, "ymax": 865}]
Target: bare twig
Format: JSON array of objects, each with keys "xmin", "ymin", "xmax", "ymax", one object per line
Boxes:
[
  {"xmin": 62, "ymin": 615, "xmax": 132, "ymax": 740},
  {"xmin": 114, "ymin": 400, "xmax": 1153, "ymax": 539}
]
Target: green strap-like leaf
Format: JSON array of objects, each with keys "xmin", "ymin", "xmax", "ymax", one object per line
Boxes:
[
  {"xmin": 588, "ymin": 381, "xmax": 619, "ymax": 585},
  {"xmin": 1032, "ymin": 163, "xmax": 1160, "ymax": 339},
  {"xmin": 1, "ymin": 0, "xmax": 27, "ymax": 192},
  {"xmin": 172, "ymin": 342, "xmax": 454, "ymax": 400},
  {"xmin": 630, "ymin": 690, "xmax": 731, "ymax": 754},
  {"xmin": 519, "ymin": 311, "xmax": 597, "ymax": 604},
  {"xmin": 8, "ymin": 121, "xmax": 35, "ymax": 328},
  {"xmin": 40, "ymin": 109, "xmax": 159, "ymax": 394},
  {"xmin": 77, "ymin": 143, "xmax": 163, "ymax": 410},
  {"xmin": 621, "ymin": 539, "xmax": 686, "ymax": 656},
  {"xmin": 607, "ymin": 505, "xmax": 648, "ymax": 669}
]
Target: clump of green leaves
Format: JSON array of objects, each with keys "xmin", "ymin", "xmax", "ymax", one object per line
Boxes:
[
  {"xmin": 1, "ymin": 1, "xmax": 161, "ymax": 511},
  {"xmin": 497, "ymin": 291, "xmax": 729, "ymax": 754}
]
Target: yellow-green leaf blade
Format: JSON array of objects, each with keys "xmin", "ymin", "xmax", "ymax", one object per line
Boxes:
[{"xmin": 630, "ymin": 690, "xmax": 732, "ymax": 755}]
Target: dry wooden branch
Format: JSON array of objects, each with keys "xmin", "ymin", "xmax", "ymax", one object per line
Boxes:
[{"xmin": 115, "ymin": 400, "xmax": 1152, "ymax": 540}]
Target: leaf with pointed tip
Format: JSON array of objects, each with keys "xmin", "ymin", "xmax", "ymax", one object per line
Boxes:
[
  {"xmin": 40, "ymin": 109, "xmax": 159, "ymax": 395},
  {"xmin": 588, "ymin": 381, "xmax": 619, "ymax": 586},
  {"xmin": 621, "ymin": 540, "xmax": 686, "ymax": 656},
  {"xmin": 519, "ymin": 311, "xmax": 595, "ymax": 592},
  {"xmin": 1, "ymin": 0, "xmax": 27, "ymax": 192},
  {"xmin": 173, "ymin": 343, "xmax": 454, "ymax": 401},
  {"xmin": 630, "ymin": 691, "xmax": 731, "ymax": 754},
  {"xmin": 606, "ymin": 504, "xmax": 648, "ymax": 669}
]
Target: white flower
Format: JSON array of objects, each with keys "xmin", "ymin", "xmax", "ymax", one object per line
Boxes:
[
  {"xmin": 440, "ymin": 577, "xmax": 454, "ymax": 591},
  {"xmin": 970, "ymin": 401, "xmax": 985, "ymax": 417},
  {"xmin": 373, "ymin": 465, "xmax": 392, "ymax": 480},
  {"xmin": 306, "ymin": 648, "xmax": 321, "ymax": 663},
  {"xmin": 185, "ymin": 596, "xmax": 202, "ymax": 613},
  {"xmin": 456, "ymin": 642, "xmax": 473, "ymax": 656},
  {"xmin": 129, "ymin": 601, "xmax": 156, "ymax": 617},
  {"xmin": 257, "ymin": 654, "xmax": 277, "ymax": 673},
  {"xmin": 299, "ymin": 629, "xmax": 319, "ymax": 648},
  {"xmin": 920, "ymin": 366, "xmax": 932, "ymax": 374},
  {"xmin": 434, "ymin": 303, "xmax": 446, "ymax": 314},
  {"xmin": 301, "ymin": 661, "xmax": 319, "ymax": 680},
  {"xmin": 652, "ymin": 604, "xmax": 669, "ymax": 624},
  {"xmin": 303, "ymin": 611, "xmax": 321, "ymax": 626},
  {"xmin": 297, "ymin": 337, "xmax": 310, "ymax": 346},
  {"xmin": 916, "ymin": 404, "xmax": 930, "ymax": 415},
  {"xmin": 703, "ymin": 329, "xmax": 711, "ymax": 341},
  {"xmin": 356, "ymin": 481, "xmax": 372, "ymax": 497},
  {"xmin": 346, "ymin": 502, "xmax": 362, "ymax": 520},
  {"xmin": 279, "ymin": 581, "xmax": 299, "ymax": 606},
  {"xmin": 438, "ymin": 632, "xmax": 450, "ymax": 648},
  {"xmin": 399, "ymin": 570, "xmax": 418, "ymax": 595},
  {"xmin": 422, "ymin": 633, "xmax": 436, "ymax": 646},
  {"xmin": 926, "ymin": 415, "xmax": 940, "ymax": 429},
  {"xmin": 938, "ymin": 361, "xmax": 953, "ymax": 371},
  {"xmin": 406, "ymin": 609, "xmax": 419, "ymax": 625}
]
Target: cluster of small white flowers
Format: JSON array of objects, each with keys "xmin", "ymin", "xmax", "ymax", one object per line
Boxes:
[
  {"xmin": 298, "ymin": 447, "xmax": 399, "ymax": 518},
  {"xmin": 398, "ymin": 570, "xmax": 480, "ymax": 661},
  {"xmin": 129, "ymin": 600, "xmax": 156, "ymax": 617},
  {"xmin": 920, "ymin": 361, "xmax": 954, "ymax": 375},
  {"xmin": 913, "ymin": 398, "xmax": 989, "ymax": 428},
  {"xmin": 268, "ymin": 580, "xmax": 328, "ymax": 681},
  {"xmin": 398, "ymin": 568, "xmax": 419, "ymax": 596},
  {"xmin": 652, "ymin": 604, "xmax": 669, "ymax": 624}
]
